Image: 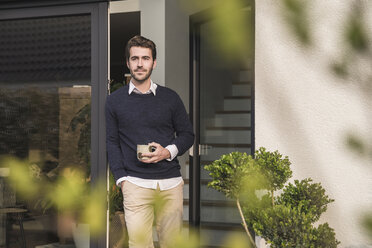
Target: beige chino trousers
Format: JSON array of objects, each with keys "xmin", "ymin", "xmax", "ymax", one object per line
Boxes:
[{"xmin": 122, "ymin": 180, "xmax": 184, "ymax": 248}]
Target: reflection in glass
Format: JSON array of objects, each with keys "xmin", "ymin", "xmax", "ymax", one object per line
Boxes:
[{"xmin": 0, "ymin": 14, "xmax": 91, "ymax": 248}]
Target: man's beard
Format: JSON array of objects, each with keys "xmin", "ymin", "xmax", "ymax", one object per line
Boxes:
[{"xmin": 130, "ymin": 67, "xmax": 153, "ymax": 84}]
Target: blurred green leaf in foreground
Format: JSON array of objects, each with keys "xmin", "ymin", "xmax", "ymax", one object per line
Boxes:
[{"xmin": 1, "ymin": 156, "xmax": 106, "ymax": 236}]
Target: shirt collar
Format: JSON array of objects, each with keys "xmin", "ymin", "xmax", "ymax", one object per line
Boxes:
[{"xmin": 128, "ymin": 80, "xmax": 157, "ymax": 96}]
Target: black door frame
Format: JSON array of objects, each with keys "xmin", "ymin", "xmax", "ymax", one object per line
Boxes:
[
  {"xmin": 189, "ymin": 1, "xmax": 255, "ymax": 229},
  {"xmin": 0, "ymin": 2, "xmax": 109, "ymax": 248}
]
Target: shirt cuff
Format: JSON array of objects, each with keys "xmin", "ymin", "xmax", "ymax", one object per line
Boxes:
[
  {"xmin": 165, "ymin": 144, "xmax": 178, "ymax": 161},
  {"xmin": 116, "ymin": 176, "xmax": 127, "ymax": 186}
]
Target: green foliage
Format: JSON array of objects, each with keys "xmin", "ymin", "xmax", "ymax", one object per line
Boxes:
[
  {"xmin": 346, "ymin": 133, "xmax": 372, "ymax": 159},
  {"xmin": 253, "ymin": 204, "xmax": 313, "ymax": 248},
  {"xmin": 6, "ymin": 157, "xmax": 39, "ymax": 198},
  {"xmin": 330, "ymin": 59, "xmax": 349, "ymax": 79},
  {"xmin": 0, "ymin": 88, "xmax": 59, "ymax": 159},
  {"xmin": 362, "ymin": 215, "xmax": 372, "ymax": 241},
  {"xmin": 243, "ymin": 193, "xmax": 272, "ymax": 229},
  {"xmin": 345, "ymin": 3, "xmax": 369, "ymax": 53},
  {"xmin": 313, "ymin": 223, "xmax": 340, "ymax": 248},
  {"xmin": 255, "ymin": 147, "xmax": 292, "ymax": 192},
  {"xmin": 108, "ymin": 172, "xmax": 123, "ymax": 217},
  {"xmin": 245, "ymin": 178, "xmax": 339, "ymax": 247},
  {"xmin": 4, "ymin": 157, "xmax": 106, "ymax": 235},
  {"xmin": 330, "ymin": 1, "xmax": 372, "ymax": 87},
  {"xmin": 69, "ymin": 103, "xmax": 91, "ymax": 167},
  {"xmin": 252, "ymin": 205, "xmax": 339, "ymax": 248},
  {"xmin": 69, "ymin": 79, "xmax": 125, "ymax": 218},
  {"xmin": 208, "ymin": 0, "xmax": 254, "ymax": 61},
  {"xmin": 182, "ymin": 0, "xmax": 254, "ymax": 63},
  {"xmin": 276, "ymin": 178, "xmax": 334, "ymax": 222},
  {"xmin": 205, "ymin": 147, "xmax": 339, "ymax": 247},
  {"xmin": 223, "ymin": 232, "xmax": 255, "ymax": 248},
  {"xmin": 110, "ymin": 81, "xmax": 124, "ymax": 93},
  {"xmin": 205, "ymin": 152, "xmax": 258, "ymax": 199},
  {"xmin": 281, "ymin": 0, "xmax": 312, "ymax": 46},
  {"xmin": 205, "ymin": 151, "xmax": 265, "ymax": 247}
]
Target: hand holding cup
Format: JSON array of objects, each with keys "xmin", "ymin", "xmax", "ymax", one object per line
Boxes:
[
  {"xmin": 137, "ymin": 144, "xmax": 156, "ymax": 160},
  {"xmin": 138, "ymin": 142, "xmax": 171, "ymax": 163}
]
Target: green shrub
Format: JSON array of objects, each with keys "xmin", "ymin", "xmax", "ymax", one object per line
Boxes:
[
  {"xmin": 205, "ymin": 148, "xmax": 340, "ymax": 248},
  {"xmin": 255, "ymin": 147, "xmax": 292, "ymax": 205},
  {"xmin": 205, "ymin": 151, "xmax": 259, "ymax": 199},
  {"xmin": 205, "ymin": 151, "xmax": 264, "ymax": 247},
  {"xmin": 276, "ymin": 178, "xmax": 334, "ymax": 222},
  {"xmin": 245, "ymin": 177, "xmax": 339, "ymax": 247},
  {"xmin": 252, "ymin": 204, "xmax": 339, "ymax": 248}
]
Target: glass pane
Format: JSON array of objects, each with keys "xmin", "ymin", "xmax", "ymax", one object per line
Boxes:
[
  {"xmin": 198, "ymin": 13, "xmax": 253, "ymax": 247},
  {"xmin": 0, "ymin": 14, "xmax": 91, "ymax": 248}
]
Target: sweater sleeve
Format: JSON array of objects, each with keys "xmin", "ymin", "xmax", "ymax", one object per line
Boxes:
[
  {"xmin": 105, "ymin": 97, "xmax": 128, "ymax": 181},
  {"xmin": 171, "ymin": 93, "xmax": 195, "ymax": 156}
]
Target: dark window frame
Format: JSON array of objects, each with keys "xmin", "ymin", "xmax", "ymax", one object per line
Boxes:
[{"xmin": 0, "ymin": 3, "xmax": 108, "ymax": 248}]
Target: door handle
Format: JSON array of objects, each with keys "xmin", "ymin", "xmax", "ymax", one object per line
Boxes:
[
  {"xmin": 189, "ymin": 144, "xmax": 212, "ymax": 156},
  {"xmin": 199, "ymin": 144, "xmax": 212, "ymax": 155}
]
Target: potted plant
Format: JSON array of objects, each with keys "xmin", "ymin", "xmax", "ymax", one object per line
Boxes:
[{"xmin": 205, "ymin": 147, "xmax": 340, "ymax": 248}]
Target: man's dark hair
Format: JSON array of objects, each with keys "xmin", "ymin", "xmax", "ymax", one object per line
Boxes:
[{"xmin": 125, "ymin": 35, "xmax": 157, "ymax": 61}]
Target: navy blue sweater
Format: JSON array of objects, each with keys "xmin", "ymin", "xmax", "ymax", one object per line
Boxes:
[{"xmin": 105, "ymin": 84, "xmax": 194, "ymax": 181}]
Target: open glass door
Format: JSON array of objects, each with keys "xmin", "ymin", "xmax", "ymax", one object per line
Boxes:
[{"xmin": 190, "ymin": 3, "xmax": 255, "ymax": 247}]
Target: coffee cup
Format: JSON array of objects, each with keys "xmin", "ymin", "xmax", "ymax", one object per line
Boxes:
[{"xmin": 137, "ymin": 144, "xmax": 156, "ymax": 160}]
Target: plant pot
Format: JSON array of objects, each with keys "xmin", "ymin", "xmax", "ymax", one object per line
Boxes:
[
  {"xmin": 255, "ymin": 236, "xmax": 270, "ymax": 248},
  {"xmin": 72, "ymin": 223, "xmax": 90, "ymax": 248}
]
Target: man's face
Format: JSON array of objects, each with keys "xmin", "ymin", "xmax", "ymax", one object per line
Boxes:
[{"xmin": 127, "ymin": 46, "xmax": 156, "ymax": 84}]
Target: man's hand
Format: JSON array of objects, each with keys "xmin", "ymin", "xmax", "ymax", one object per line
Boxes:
[{"xmin": 141, "ymin": 142, "xmax": 170, "ymax": 163}]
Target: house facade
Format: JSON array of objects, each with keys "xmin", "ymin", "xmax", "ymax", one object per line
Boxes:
[{"xmin": 0, "ymin": 0, "xmax": 371, "ymax": 247}]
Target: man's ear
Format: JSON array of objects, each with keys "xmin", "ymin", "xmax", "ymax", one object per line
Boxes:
[
  {"xmin": 126, "ymin": 60, "xmax": 129, "ymax": 69},
  {"xmin": 153, "ymin": 59, "xmax": 157, "ymax": 69}
]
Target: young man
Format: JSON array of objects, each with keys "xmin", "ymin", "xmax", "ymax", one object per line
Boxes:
[{"xmin": 105, "ymin": 35, "xmax": 194, "ymax": 248}]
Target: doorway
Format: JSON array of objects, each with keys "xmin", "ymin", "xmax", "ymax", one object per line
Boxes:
[
  {"xmin": 107, "ymin": 8, "xmax": 140, "ymax": 248},
  {"xmin": 110, "ymin": 11, "xmax": 140, "ymax": 88},
  {"xmin": 189, "ymin": 3, "xmax": 255, "ymax": 246}
]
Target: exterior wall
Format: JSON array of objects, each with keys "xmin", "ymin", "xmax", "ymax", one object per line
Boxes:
[
  {"xmin": 139, "ymin": 0, "xmax": 165, "ymax": 85},
  {"xmin": 255, "ymin": 1, "xmax": 372, "ymax": 247},
  {"xmin": 164, "ymin": 0, "xmax": 189, "ymax": 110}
]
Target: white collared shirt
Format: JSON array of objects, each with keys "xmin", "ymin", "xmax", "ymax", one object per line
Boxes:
[
  {"xmin": 115, "ymin": 80, "xmax": 182, "ymax": 190},
  {"xmin": 128, "ymin": 79, "xmax": 158, "ymax": 95}
]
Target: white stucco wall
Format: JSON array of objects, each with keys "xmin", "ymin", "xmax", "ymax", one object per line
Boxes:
[
  {"xmin": 164, "ymin": 0, "xmax": 189, "ymax": 109},
  {"xmin": 139, "ymin": 0, "xmax": 165, "ymax": 85},
  {"xmin": 256, "ymin": 1, "xmax": 372, "ymax": 247}
]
